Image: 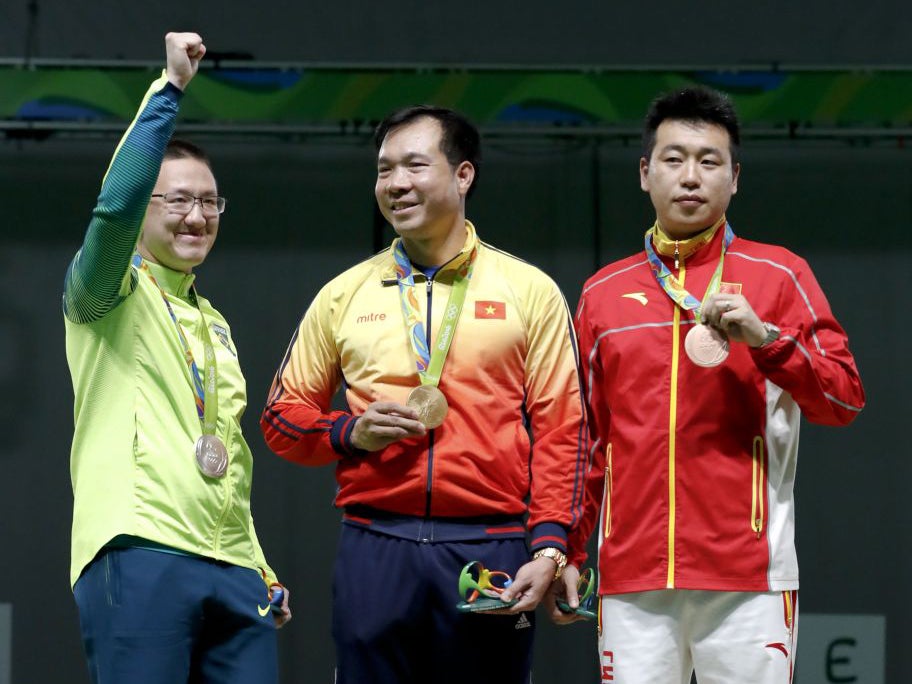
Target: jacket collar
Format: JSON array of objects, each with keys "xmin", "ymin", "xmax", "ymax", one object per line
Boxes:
[
  {"xmin": 649, "ymin": 215, "xmax": 730, "ymax": 268},
  {"xmin": 380, "ymin": 220, "xmax": 479, "ymax": 284},
  {"xmin": 134, "ymin": 253, "xmax": 196, "ymax": 298}
]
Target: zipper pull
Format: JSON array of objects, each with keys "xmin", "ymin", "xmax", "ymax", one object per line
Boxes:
[
  {"xmin": 674, "ymin": 241, "xmax": 680, "ymax": 270},
  {"xmin": 426, "ymin": 278, "xmax": 433, "ymax": 294}
]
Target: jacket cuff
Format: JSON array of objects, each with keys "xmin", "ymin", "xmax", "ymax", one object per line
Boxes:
[
  {"xmin": 149, "ymin": 69, "xmax": 184, "ymax": 102},
  {"xmin": 329, "ymin": 415, "xmax": 367, "ymax": 458},
  {"xmin": 160, "ymin": 79, "xmax": 185, "ymax": 102},
  {"xmin": 529, "ymin": 523, "xmax": 568, "ymax": 554},
  {"xmin": 567, "ymin": 548, "xmax": 588, "ymax": 568},
  {"xmin": 748, "ymin": 326, "xmax": 796, "ymax": 366}
]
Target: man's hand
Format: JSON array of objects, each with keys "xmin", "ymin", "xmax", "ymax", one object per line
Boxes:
[
  {"xmin": 350, "ymin": 401, "xmax": 426, "ymax": 451},
  {"xmin": 165, "ymin": 32, "xmax": 206, "ymax": 91},
  {"xmin": 273, "ymin": 586, "xmax": 292, "ymax": 629},
  {"xmin": 703, "ymin": 293, "xmax": 767, "ymax": 347},
  {"xmin": 544, "ymin": 564, "xmax": 588, "ymax": 625},
  {"xmin": 496, "ymin": 555, "xmax": 557, "ymax": 613}
]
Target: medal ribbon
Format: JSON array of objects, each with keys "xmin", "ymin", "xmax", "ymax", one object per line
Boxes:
[
  {"xmin": 136, "ymin": 256, "xmax": 219, "ymax": 436},
  {"xmin": 392, "ymin": 240, "xmax": 476, "ymax": 386},
  {"xmin": 643, "ymin": 220, "xmax": 735, "ymax": 323}
]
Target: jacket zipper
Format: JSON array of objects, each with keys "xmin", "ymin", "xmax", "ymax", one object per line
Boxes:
[
  {"xmin": 416, "ymin": 250, "xmax": 464, "ymax": 518},
  {"xmin": 603, "ymin": 443, "xmax": 613, "ymax": 538},
  {"xmin": 666, "ymin": 256, "xmax": 685, "ymax": 588},
  {"xmin": 783, "ymin": 590, "xmax": 796, "ymax": 636},
  {"xmin": 751, "ymin": 436, "xmax": 766, "ymax": 538},
  {"xmin": 424, "ymin": 277, "xmax": 435, "ymax": 517},
  {"xmin": 212, "ymin": 419, "xmax": 235, "ymax": 555}
]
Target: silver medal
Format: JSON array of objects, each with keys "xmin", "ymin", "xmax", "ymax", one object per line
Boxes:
[{"xmin": 195, "ymin": 435, "xmax": 228, "ymax": 478}]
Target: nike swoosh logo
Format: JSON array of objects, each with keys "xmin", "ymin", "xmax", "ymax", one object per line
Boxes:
[
  {"xmin": 622, "ymin": 292, "xmax": 648, "ymax": 306},
  {"xmin": 257, "ymin": 604, "xmax": 271, "ymax": 617}
]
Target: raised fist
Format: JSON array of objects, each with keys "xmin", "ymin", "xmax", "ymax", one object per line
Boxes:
[{"xmin": 164, "ymin": 32, "xmax": 206, "ymax": 91}]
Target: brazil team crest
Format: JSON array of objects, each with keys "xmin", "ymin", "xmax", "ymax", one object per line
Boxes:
[{"xmin": 211, "ymin": 323, "xmax": 236, "ymax": 356}]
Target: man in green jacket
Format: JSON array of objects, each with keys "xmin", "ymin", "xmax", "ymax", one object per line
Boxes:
[{"xmin": 64, "ymin": 32, "xmax": 290, "ymax": 684}]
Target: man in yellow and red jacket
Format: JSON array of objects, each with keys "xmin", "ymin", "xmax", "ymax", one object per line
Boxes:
[
  {"xmin": 553, "ymin": 87, "xmax": 865, "ymax": 684},
  {"xmin": 261, "ymin": 105, "xmax": 587, "ymax": 684}
]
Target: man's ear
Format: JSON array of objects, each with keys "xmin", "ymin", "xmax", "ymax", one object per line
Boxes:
[
  {"xmin": 639, "ymin": 157, "xmax": 650, "ymax": 192},
  {"xmin": 456, "ymin": 161, "xmax": 475, "ymax": 196}
]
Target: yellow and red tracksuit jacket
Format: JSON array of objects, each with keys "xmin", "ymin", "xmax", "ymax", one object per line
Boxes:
[
  {"xmin": 261, "ymin": 222, "xmax": 588, "ymax": 550},
  {"xmin": 570, "ymin": 224, "xmax": 865, "ymax": 593}
]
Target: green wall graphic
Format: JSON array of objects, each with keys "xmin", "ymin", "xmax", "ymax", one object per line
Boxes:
[{"xmin": 3, "ymin": 66, "xmax": 911, "ymax": 132}]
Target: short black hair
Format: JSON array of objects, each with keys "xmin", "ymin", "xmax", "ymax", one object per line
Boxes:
[
  {"xmin": 642, "ymin": 87, "xmax": 741, "ymax": 165},
  {"xmin": 163, "ymin": 138, "xmax": 213, "ymax": 169},
  {"xmin": 374, "ymin": 105, "xmax": 481, "ymax": 197}
]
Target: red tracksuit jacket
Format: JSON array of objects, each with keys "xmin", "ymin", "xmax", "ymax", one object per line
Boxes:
[{"xmin": 570, "ymin": 223, "xmax": 865, "ymax": 594}]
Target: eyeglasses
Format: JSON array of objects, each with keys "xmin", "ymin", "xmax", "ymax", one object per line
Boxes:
[{"xmin": 151, "ymin": 193, "xmax": 226, "ymax": 217}]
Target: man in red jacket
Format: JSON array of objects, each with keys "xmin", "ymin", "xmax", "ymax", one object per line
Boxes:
[{"xmin": 553, "ymin": 87, "xmax": 865, "ymax": 683}]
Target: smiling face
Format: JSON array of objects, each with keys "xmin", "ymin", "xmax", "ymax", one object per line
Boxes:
[
  {"xmin": 640, "ymin": 119, "xmax": 740, "ymax": 239},
  {"xmin": 374, "ymin": 116, "xmax": 474, "ymax": 251},
  {"xmin": 138, "ymin": 157, "xmax": 219, "ymax": 273}
]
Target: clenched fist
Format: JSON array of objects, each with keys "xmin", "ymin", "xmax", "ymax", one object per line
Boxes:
[{"xmin": 165, "ymin": 32, "xmax": 206, "ymax": 91}]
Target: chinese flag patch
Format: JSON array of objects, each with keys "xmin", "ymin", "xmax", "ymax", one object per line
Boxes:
[{"xmin": 475, "ymin": 300, "xmax": 506, "ymax": 319}]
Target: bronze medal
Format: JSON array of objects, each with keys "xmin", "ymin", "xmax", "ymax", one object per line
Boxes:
[
  {"xmin": 406, "ymin": 385, "xmax": 449, "ymax": 429},
  {"xmin": 684, "ymin": 324, "xmax": 730, "ymax": 368},
  {"xmin": 195, "ymin": 434, "xmax": 228, "ymax": 478}
]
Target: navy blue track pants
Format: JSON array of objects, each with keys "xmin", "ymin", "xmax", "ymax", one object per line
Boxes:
[
  {"xmin": 73, "ymin": 547, "xmax": 278, "ymax": 684},
  {"xmin": 332, "ymin": 525, "xmax": 534, "ymax": 684}
]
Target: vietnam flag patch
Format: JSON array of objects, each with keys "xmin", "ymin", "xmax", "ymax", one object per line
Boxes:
[
  {"xmin": 475, "ymin": 300, "xmax": 506, "ymax": 319},
  {"xmin": 720, "ymin": 282, "xmax": 742, "ymax": 295}
]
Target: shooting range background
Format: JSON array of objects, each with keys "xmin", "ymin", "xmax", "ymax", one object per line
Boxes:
[{"xmin": 0, "ymin": 2, "xmax": 908, "ymax": 682}]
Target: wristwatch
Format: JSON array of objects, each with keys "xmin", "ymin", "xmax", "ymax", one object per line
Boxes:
[
  {"xmin": 532, "ymin": 547, "xmax": 568, "ymax": 579},
  {"xmin": 760, "ymin": 322, "xmax": 781, "ymax": 348}
]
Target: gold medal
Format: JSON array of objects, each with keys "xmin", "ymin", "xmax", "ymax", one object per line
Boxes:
[
  {"xmin": 684, "ymin": 324, "xmax": 730, "ymax": 368},
  {"xmin": 406, "ymin": 385, "xmax": 449, "ymax": 429},
  {"xmin": 195, "ymin": 434, "xmax": 228, "ymax": 478}
]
